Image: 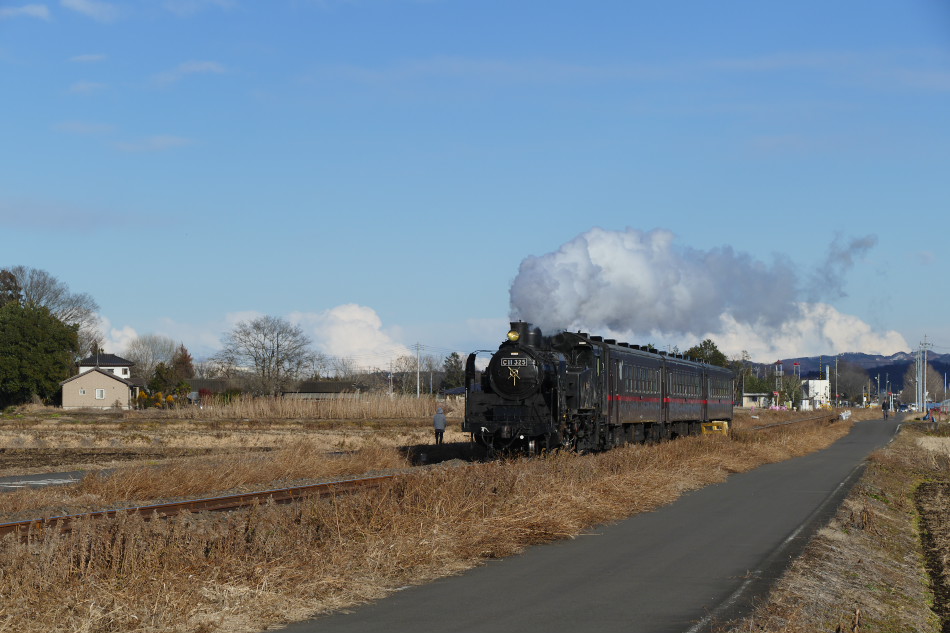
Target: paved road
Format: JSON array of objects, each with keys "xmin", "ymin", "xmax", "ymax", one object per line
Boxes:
[{"xmin": 279, "ymin": 418, "xmax": 901, "ymax": 633}]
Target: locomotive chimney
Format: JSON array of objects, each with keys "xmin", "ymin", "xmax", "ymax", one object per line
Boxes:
[
  {"xmin": 509, "ymin": 321, "xmax": 531, "ymax": 343},
  {"xmin": 508, "ymin": 321, "xmax": 543, "ymax": 347}
]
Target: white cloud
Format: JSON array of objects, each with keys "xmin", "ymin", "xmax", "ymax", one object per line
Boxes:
[
  {"xmin": 61, "ymin": 0, "xmax": 119, "ymax": 22},
  {"xmin": 706, "ymin": 303, "xmax": 909, "ymax": 360},
  {"xmin": 0, "ymin": 196, "xmax": 127, "ymax": 230},
  {"xmin": 69, "ymin": 53, "xmax": 106, "ymax": 63},
  {"xmin": 0, "ymin": 5, "xmax": 50, "ymax": 20},
  {"xmin": 54, "ymin": 120, "xmax": 114, "ymax": 134},
  {"xmin": 162, "ymin": 0, "xmax": 234, "ymax": 17},
  {"xmin": 69, "ymin": 81, "xmax": 107, "ymax": 94},
  {"xmin": 290, "ymin": 304, "xmax": 412, "ymax": 369},
  {"xmin": 98, "ymin": 308, "xmax": 517, "ymax": 372},
  {"xmin": 95, "ymin": 315, "xmax": 138, "ymax": 354},
  {"xmin": 100, "ymin": 306, "xmax": 415, "ymax": 368},
  {"xmin": 113, "ymin": 135, "xmax": 193, "ymax": 152},
  {"xmin": 153, "ymin": 60, "xmax": 226, "ymax": 86},
  {"xmin": 155, "ymin": 316, "xmax": 231, "ymax": 356}
]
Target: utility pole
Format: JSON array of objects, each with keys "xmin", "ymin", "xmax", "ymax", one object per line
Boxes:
[
  {"xmin": 415, "ymin": 343, "xmax": 421, "ymax": 398},
  {"xmin": 774, "ymin": 360, "xmax": 783, "ymax": 406},
  {"xmin": 834, "ymin": 355, "xmax": 838, "ymax": 408},
  {"xmin": 919, "ymin": 336, "xmax": 933, "ymax": 412}
]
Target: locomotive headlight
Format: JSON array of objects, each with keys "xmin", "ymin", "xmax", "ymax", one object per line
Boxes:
[{"xmin": 507, "ymin": 329, "xmax": 520, "ymax": 342}]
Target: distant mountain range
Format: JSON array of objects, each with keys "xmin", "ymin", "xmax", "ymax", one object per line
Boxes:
[{"xmin": 769, "ymin": 352, "xmax": 948, "ymax": 392}]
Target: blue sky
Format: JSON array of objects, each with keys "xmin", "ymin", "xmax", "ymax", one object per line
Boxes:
[{"xmin": 3, "ymin": 0, "xmax": 949, "ymax": 367}]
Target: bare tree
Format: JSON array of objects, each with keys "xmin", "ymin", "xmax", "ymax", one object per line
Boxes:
[
  {"xmin": 835, "ymin": 361, "xmax": 869, "ymax": 404},
  {"xmin": 327, "ymin": 356, "xmax": 357, "ymax": 380},
  {"xmin": 124, "ymin": 334, "xmax": 178, "ymax": 383},
  {"xmin": 4, "ymin": 266, "xmax": 101, "ymax": 361},
  {"xmin": 389, "ymin": 353, "xmax": 441, "ymax": 394},
  {"xmin": 901, "ymin": 362, "xmax": 946, "ymax": 404},
  {"xmin": 214, "ymin": 315, "xmax": 313, "ymax": 395},
  {"xmin": 6, "ymin": 266, "xmax": 99, "ymax": 326}
]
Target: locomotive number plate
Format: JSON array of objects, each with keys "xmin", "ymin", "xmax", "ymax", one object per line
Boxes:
[{"xmin": 501, "ymin": 358, "xmax": 528, "ymax": 367}]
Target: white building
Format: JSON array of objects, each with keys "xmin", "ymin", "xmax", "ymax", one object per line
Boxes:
[{"xmin": 801, "ymin": 379, "xmax": 830, "ymax": 410}]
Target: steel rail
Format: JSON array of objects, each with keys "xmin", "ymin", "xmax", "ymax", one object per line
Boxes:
[{"xmin": 0, "ymin": 473, "xmax": 397, "ymax": 542}]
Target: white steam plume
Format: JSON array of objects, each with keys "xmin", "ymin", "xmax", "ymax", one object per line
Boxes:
[{"xmin": 509, "ymin": 227, "xmax": 906, "ymax": 358}]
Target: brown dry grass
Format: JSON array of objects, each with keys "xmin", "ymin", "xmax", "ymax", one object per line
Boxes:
[
  {"xmin": 0, "ymin": 409, "xmax": 859, "ymax": 633},
  {"xmin": 722, "ymin": 422, "xmax": 950, "ymax": 633},
  {"xmin": 4, "ymin": 393, "xmax": 463, "ymax": 424},
  {"xmin": 0, "ymin": 442, "xmax": 409, "ymax": 522}
]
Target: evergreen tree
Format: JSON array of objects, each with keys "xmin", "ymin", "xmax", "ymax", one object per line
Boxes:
[
  {"xmin": 148, "ymin": 362, "xmax": 175, "ymax": 395},
  {"xmin": 0, "ymin": 302, "xmax": 79, "ymax": 408},
  {"xmin": 441, "ymin": 352, "xmax": 465, "ymax": 389},
  {"xmin": 170, "ymin": 343, "xmax": 195, "ymax": 380},
  {"xmin": 0, "ymin": 270, "xmax": 22, "ymax": 308},
  {"xmin": 684, "ymin": 339, "xmax": 729, "ymax": 367}
]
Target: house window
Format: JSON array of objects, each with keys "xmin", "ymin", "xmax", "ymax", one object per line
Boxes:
[
  {"xmin": 79, "ymin": 388, "xmax": 86, "ymax": 396},
  {"xmin": 95, "ymin": 389, "xmax": 106, "ymax": 400},
  {"xmin": 121, "ymin": 368, "xmax": 129, "ymax": 376}
]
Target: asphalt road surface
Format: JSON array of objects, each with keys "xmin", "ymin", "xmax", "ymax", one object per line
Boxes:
[{"xmin": 279, "ymin": 418, "xmax": 901, "ymax": 633}]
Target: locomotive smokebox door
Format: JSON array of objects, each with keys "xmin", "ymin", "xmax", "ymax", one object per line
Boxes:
[{"xmin": 489, "ymin": 351, "xmax": 540, "ymax": 400}]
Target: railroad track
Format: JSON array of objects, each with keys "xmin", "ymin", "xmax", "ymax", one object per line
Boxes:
[
  {"xmin": 0, "ymin": 473, "xmax": 397, "ymax": 543},
  {"xmin": 0, "ymin": 415, "xmax": 849, "ymax": 542}
]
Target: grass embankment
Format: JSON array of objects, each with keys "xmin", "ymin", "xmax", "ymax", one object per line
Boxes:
[
  {"xmin": 723, "ymin": 421, "xmax": 950, "ymax": 633},
  {"xmin": 0, "ymin": 409, "xmax": 855, "ymax": 633}
]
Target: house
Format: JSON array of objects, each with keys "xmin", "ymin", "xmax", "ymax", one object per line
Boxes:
[
  {"xmin": 282, "ymin": 381, "xmax": 365, "ymax": 400},
  {"xmin": 741, "ymin": 392, "xmax": 771, "ymax": 408},
  {"xmin": 77, "ymin": 353, "xmax": 134, "ymax": 380},
  {"xmin": 61, "ymin": 367, "xmax": 139, "ymax": 410}
]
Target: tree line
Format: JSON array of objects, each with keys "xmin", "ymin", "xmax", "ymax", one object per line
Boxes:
[
  {"xmin": 200, "ymin": 315, "xmax": 465, "ymax": 397},
  {"xmin": 0, "ymin": 267, "xmax": 467, "ymax": 408},
  {"xmin": 6, "ymin": 265, "xmax": 933, "ymax": 410}
]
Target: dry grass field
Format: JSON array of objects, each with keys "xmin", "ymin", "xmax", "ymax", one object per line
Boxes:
[
  {"xmin": 722, "ymin": 420, "xmax": 950, "ymax": 633},
  {"xmin": 0, "ymin": 396, "xmax": 468, "ymax": 477},
  {"xmin": 0, "ymin": 403, "xmax": 912, "ymax": 633}
]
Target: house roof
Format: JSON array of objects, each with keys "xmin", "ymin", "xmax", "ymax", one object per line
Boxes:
[
  {"xmin": 61, "ymin": 367, "xmax": 135, "ymax": 387},
  {"xmin": 285, "ymin": 381, "xmax": 365, "ymax": 394},
  {"xmin": 77, "ymin": 353, "xmax": 134, "ymax": 368}
]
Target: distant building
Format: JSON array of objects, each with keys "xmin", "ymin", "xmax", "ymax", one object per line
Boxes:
[
  {"xmin": 281, "ymin": 381, "xmax": 365, "ymax": 400},
  {"xmin": 741, "ymin": 392, "xmax": 771, "ymax": 408},
  {"xmin": 801, "ymin": 379, "xmax": 830, "ymax": 411},
  {"xmin": 61, "ymin": 367, "xmax": 139, "ymax": 410},
  {"xmin": 77, "ymin": 353, "xmax": 134, "ymax": 379}
]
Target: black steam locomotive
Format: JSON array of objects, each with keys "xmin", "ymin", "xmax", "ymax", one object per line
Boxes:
[{"xmin": 463, "ymin": 322, "xmax": 734, "ymax": 453}]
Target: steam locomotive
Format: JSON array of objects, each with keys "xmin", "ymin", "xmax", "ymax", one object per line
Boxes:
[{"xmin": 463, "ymin": 322, "xmax": 734, "ymax": 453}]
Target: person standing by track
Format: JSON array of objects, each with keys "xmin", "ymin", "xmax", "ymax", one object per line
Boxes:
[{"xmin": 433, "ymin": 407, "xmax": 447, "ymax": 445}]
